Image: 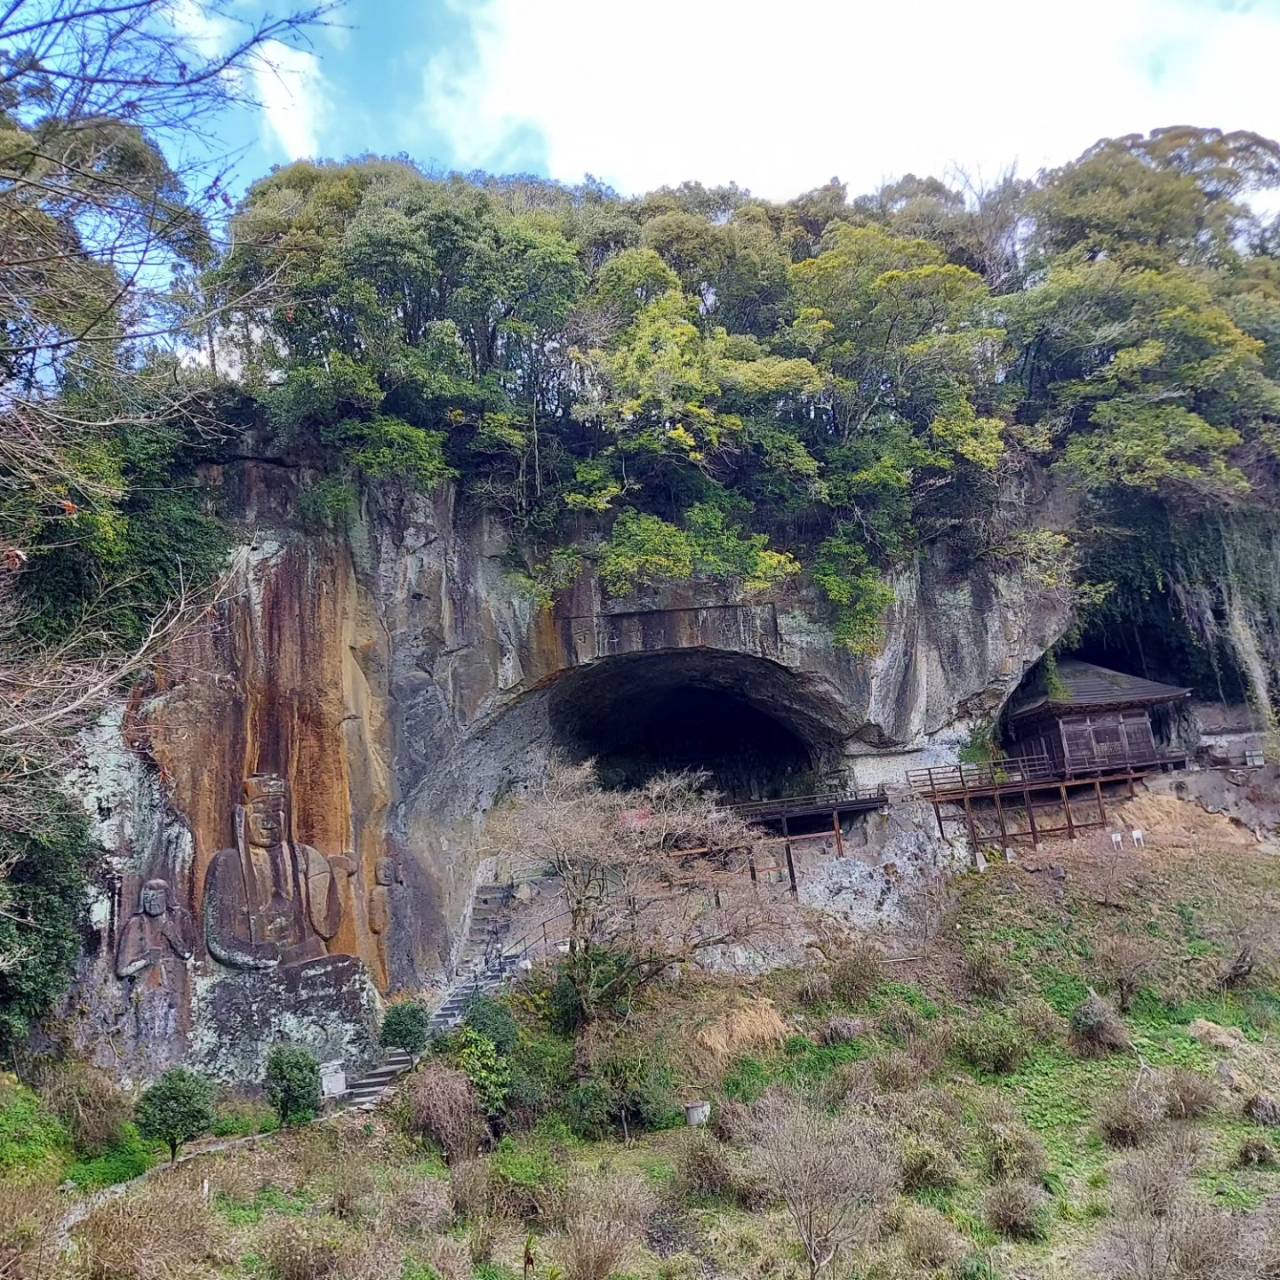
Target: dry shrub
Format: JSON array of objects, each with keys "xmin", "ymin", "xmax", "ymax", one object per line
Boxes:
[
  {"xmin": 73, "ymin": 1177, "xmax": 228, "ymax": 1280},
  {"xmin": 876, "ymin": 1001, "xmax": 924, "ymax": 1045},
  {"xmin": 899, "ymin": 1206, "xmax": 966, "ymax": 1270},
  {"xmin": 412, "ymin": 1236, "xmax": 470, "ymax": 1280},
  {"xmin": 558, "ymin": 1172, "xmax": 655, "ymax": 1280},
  {"xmin": 449, "ymin": 1158, "xmax": 495, "ymax": 1225},
  {"xmin": 691, "ymin": 998, "xmax": 788, "ymax": 1067},
  {"xmin": 1099, "ymin": 1080, "xmax": 1166, "ymax": 1149},
  {"xmin": 1090, "ymin": 1202, "xmax": 1256, "ymax": 1280},
  {"xmin": 964, "ymin": 942, "xmax": 1013, "ymax": 999},
  {"xmin": 976, "ymin": 1099, "xmax": 1046, "ymax": 1183},
  {"xmin": 829, "ymin": 940, "xmax": 883, "ymax": 1006},
  {"xmin": 675, "ymin": 1135, "xmax": 736, "ymax": 1200},
  {"xmin": 1244, "ymin": 1092, "xmax": 1280, "ymax": 1127},
  {"xmin": 983, "ymin": 1180, "xmax": 1048, "ymax": 1241},
  {"xmin": 1012, "ymin": 996, "xmax": 1066, "ymax": 1044},
  {"xmin": 1162, "ymin": 1069, "xmax": 1217, "ymax": 1120},
  {"xmin": 400, "ymin": 1064, "xmax": 485, "ymax": 1162},
  {"xmin": 379, "ymin": 1173, "xmax": 451, "ymax": 1235},
  {"xmin": 35, "ymin": 1062, "xmax": 130, "ymax": 1156},
  {"xmin": 1095, "ymin": 935, "xmax": 1158, "ymax": 1013},
  {"xmin": 326, "ymin": 1162, "xmax": 376, "ymax": 1223},
  {"xmin": 751, "ymin": 1090, "xmax": 899, "ymax": 1279},
  {"xmin": 1236, "ymin": 1136, "xmax": 1277, "ymax": 1168},
  {"xmin": 1071, "ymin": 992, "xmax": 1133, "ymax": 1057},
  {"xmin": 817, "ymin": 1016, "xmax": 866, "ymax": 1047},
  {"xmin": 709, "ymin": 1098, "xmax": 754, "ymax": 1146},
  {"xmin": 1114, "ymin": 1136, "xmax": 1201, "ymax": 1218},
  {"xmin": 256, "ymin": 1218, "xmax": 343, "ymax": 1280},
  {"xmin": 872, "ymin": 1049, "xmax": 921, "ymax": 1093},
  {"xmin": 820, "ymin": 1060, "xmax": 877, "ymax": 1112},
  {"xmin": 0, "ymin": 1175, "xmax": 59, "ymax": 1278},
  {"xmin": 797, "ymin": 970, "xmax": 833, "ymax": 1007},
  {"xmin": 900, "ymin": 1134, "xmax": 960, "ymax": 1192}
]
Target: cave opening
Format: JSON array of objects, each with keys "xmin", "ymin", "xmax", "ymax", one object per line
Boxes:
[{"xmin": 547, "ymin": 649, "xmax": 839, "ymax": 801}]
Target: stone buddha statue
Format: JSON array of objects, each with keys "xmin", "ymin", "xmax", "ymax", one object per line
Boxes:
[
  {"xmin": 204, "ymin": 773, "xmax": 355, "ymax": 971},
  {"xmin": 116, "ymin": 878, "xmax": 195, "ymax": 979}
]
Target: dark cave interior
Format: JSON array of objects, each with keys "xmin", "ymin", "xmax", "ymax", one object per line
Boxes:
[{"xmin": 547, "ymin": 649, "xmax": 839, "ymax": 801}]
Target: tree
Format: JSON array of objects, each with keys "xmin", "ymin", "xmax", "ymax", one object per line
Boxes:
[
  {"xmin": 380, "ymin": 1000, "xmax": 432, "ymax": 1055},
  {"xmin": 133, "ymin": 1068, "xmax": 215, "ymax": 1163},
  {"xmin": 484, "ymin": 760, "xmax": 787, "ymax": 1026},
  {"xmin": 264, "ymin": 1046, "xmax": 323, "ymax": 1127},
  {"xmin": 752, "ymin": 1090, "xmax": 899, "ymax": 1280}
]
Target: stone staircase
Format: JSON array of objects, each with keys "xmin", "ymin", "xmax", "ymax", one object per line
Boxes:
[{"xmin": 343, "ymin": 882, "xmax": 519, "ymax": 1108}]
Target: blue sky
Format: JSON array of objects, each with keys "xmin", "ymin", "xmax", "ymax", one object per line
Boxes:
[{"xmin": 195, "ymin": 0, "xmax": 1280, "ymax": 203}]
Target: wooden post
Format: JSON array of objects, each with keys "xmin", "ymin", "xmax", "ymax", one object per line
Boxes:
[
  {"xmin": 1023, "ymin": 786, "xmax": 1040, "ymax": 846},
  {"xmin": 993, "ymin": 788, "xmax": 1010, "ymax": 848},
  {"xmin": 1060, "ymin": 783, "xmax": 1075, "ymax": 839},
  {"xmin": 962, "ymin": 793, "xmax": 978, "ymax": 851},
  {"xmin": 832, "ymin": 808, "xmax": 845, "ymax": 859},
  {"xmin": 1094, "ymin": 778, "xmax": 1105, "ymax": 826},
  {"xmin": 782, "ymin": 814, "xmax": 798, "ymax": 895},
  {"xmin": 932, "ymin": 801, "xmax": 946, "ymax": 839}
]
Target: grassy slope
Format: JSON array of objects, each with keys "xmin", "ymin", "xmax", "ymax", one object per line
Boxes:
[{"xmin": 12, "ymin": 798, "xmax": 1280, "ymax": 1279}]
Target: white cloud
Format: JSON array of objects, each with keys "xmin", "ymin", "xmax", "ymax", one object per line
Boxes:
[
  {"xmin": 253, "ymin": 40, "xmax": 329, "ymax": 161},
  {"xmin": 420, "ymin": 0, "xmax": 1280, "ymax": 199}
]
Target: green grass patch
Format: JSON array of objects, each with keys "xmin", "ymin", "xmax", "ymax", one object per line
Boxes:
[
  {"xmin": 65, "ymin": 1124, "xmax": 156, "ymax": 1189},
  {"xmin": 0, "ymin": 1080, "xmax": 68, "ymax": 1173},
  {"xmin": 215, "ymin": 1185, "xmax": 311, "ymax": 1226}
]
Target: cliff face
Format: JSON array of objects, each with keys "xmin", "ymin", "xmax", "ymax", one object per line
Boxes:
[{"xmin": 60, "ymin": 463, "xmax": 1071, "ymax": 1084}]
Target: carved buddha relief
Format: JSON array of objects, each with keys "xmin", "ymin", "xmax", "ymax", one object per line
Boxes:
[
  {"xmin": 204, "ymin": 773, "xmax": 355, "ymax": 970},
  {"xmin": 116, "ymin": 878, "xmax": 195, "ymax": 980}
]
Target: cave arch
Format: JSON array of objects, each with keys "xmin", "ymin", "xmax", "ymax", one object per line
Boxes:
[{"xmin": 545, "ymin": 647, "xmax": 845, "ymax": 799}]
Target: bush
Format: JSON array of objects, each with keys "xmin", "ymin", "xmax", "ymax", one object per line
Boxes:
[
  {"xmin": 675, "ymin": 1134, "xmax": 737, "ymax": 1201},
  {"xmin": 490, "ymin": 1134, "xmax": 562, "ymax": 1220},
  {"xmin": 901, "ymin": 1133, "xmax": 961, "ymax": 1192},
  {"xmin": 828, "ymin": 940, "xmax": 883, "ymax": 1005},
  {"xmin": 1099, "ymin": 1081, "xmax": 1165, "ymax": 1149},
  {"xmin": 1162, "ymin": 1069, "xmax": 1217, "ymax": 1120},
  {"xmin": 1070, "ymin": 992, "xmax": 1132, "ymax": 1057},
  {"xmin": 450, "ymin": 1027, "xmax": 511, "ymax": 1113},
  {"xmin": 797, "ymin": 970, "xmax": 833, "ymax": 1007},
  {"xmin": 954, "ymin": 1013, "xmax": 1027, "ymax": 1075},
  {"xmin": 1236, "ymin": 1136, "xmax": 1277, "ymax": 1168},
  {"xmin": 449, "ymin": 1156, "xmax": 495, "ymax": 1224},
  {"xmin": 1114, "ymin": 1143, "xmax": 1196, "ymax": 1219},
  {"xmin": 464, "ymin": 997, "xmax": 519, "ymax": 1056},
  {"xmin": 36, "ymin": 1062, "xmax": 130, "ymax": 1157},
  {"xmin": 400, "ymin": 1062, "xmax": 486, "ymax": 1162},
  {"xmin": 964, "ymin": 942, "xmax": 1013, "ymax": 999},
  {"xmin": 0, "ymin": 1078, "xmax": 67, "ymax": 1172},
  {"xmin": 816, "ymin": 1016, "xmax": 865, "ymax": 1047},
  {"xmin": 264, "ymin": 1046, "xmax": 323, "ymax": 1128},
  {"xmin": 709, "ymin": 1098, "xmax": 754, "ymax": 1146},
  {"xmin": 983, "ymin": 1180, "xmax": 1048, "ymax": 1241},
  {"xmin": 900, "ymin": 1206, "xmax": 966, "ymax": 1270},
  {"xmin": 1095, "ymin": 935, "xmax": 1157, "ymax": 1013},
  {"xmin": 1012, "ymin": 996, "xmax": 1065, "ymax": 1044},
  {"xmin": 872, "ymin": 1049, "xmax": 922, "ymax": 1092},
  {"xmin": 1244, "ymin": 1092, "xmax": 1280, "ymax": 1127},
  {"xmin": 977, "ymin": 1105, "xmax": 1046, "ymax": 1183},
  {"xmin": 505, "ymin": 1031, "xmax": 574, "ymax": 1125},
  {"xmin": 134, "ymin": 1068, "xmax": 215, "ymax": 1162},
  {"xmin": 1090, "ymin": 1202, "xmax": 1255, "ymax": 1280},
  {"xmin": 557, "ymin": 1172, "xmax": 656, "ymax": 1280},
  {"xmin": 381, "ymin": 1001, "xmax": 432, "ymax": 1055}
]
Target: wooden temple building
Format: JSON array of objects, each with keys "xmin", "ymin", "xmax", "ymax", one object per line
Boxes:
[{"xmin": 1004, "ymin": 659, "xmax": 1191, "ymax": 774}]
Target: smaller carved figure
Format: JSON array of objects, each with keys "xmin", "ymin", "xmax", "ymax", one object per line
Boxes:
[
  {"xmin": 116, "ymin": 879, "xmax": 195, "ymax": 979},
  {"xmin": 367, "ymin": 856, "xmax": 402, "ymax": 938}
]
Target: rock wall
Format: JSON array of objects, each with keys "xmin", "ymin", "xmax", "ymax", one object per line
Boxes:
[{"xmin": 59, "ymin": 463, "xmax": 1072, "ymax": 1084}]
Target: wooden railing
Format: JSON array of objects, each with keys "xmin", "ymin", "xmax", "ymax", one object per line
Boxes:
[
  {"xmin": 732, "ymin": 786, "xmax": 887, "ymax": 820},
  {"xmin": 907, "ymin": 753, "xmax": 1056, "ymax": 796}
]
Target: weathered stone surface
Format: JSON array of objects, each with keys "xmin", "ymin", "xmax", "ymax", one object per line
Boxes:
[{"xmin": 62, "ymin": 463, "xmax": 1072, "ymax": 1082}]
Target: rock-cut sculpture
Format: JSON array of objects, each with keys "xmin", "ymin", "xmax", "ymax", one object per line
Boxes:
[
  {"xmin": 205, "ymin": 773, "xmax": 355, "ymax": 970},
  {"xmin": 116, "ymin": 878, "xmax": 195, "ymax": 979}
]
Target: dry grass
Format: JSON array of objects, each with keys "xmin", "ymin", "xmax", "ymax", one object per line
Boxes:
[
  {"xmin": 983, "ymin": 1180, "xmax": 1048, "ymax": 1241},
  {"xmin": 1099, "ymin": 1079, "xmax": 1167, "ymax": 1149},
  {"xmin": 556, "ymin": 1171, "xmax": 655, "ymax": 1280},
  {"xmin": 34, "ymin": 1062, "xmax": 130, "ymax": 1157},
  {"xmin": 255, "ymin": 1218, "xmax": 343, "ymax": 1280},
  {"xmin": 690, "ymin": 997, "xmax": 788, "ymax": 1067},
  {"xmin": 898, "ymin": 1205, "xmax": 966, "ymax": 1270},
  {"xmin": 399, "ymin": 1064, "xmax": 486, "ymax": 1163},
  {"xmin": 72, "ymin": 1176, "xmax": 229, "ymax": 1279},
  {"xmin": 0, "ymin": 1174, "xmax": 60, "ymax": 1279}
]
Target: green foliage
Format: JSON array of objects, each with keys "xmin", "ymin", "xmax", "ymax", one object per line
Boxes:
[
  {"xmin": 264, "ymin": 1046, "xmax": 323, "ymax": 1127},
  {"xmin": 134, "ymin": 1067, "xmax": 216, "ymax": 1162},
  {"xmin": 0, "ymin": 790, "xmax": 91, "ymax": 1049},
  {"xmin": 380, "ymin": 1001, "xmax": 433, "ymax": 1055},
  {"xmin": 65, "ymin": 1124, "xmax": 157, "ymax": 1188},
  {"xmin": 811, "ymin": 532, "xmax": 896, "ymax": 653},
  {"xmin": 464, "ymin": 997, "xmax": 519, "ymax": 1057},
  {"xmin": 0, "ymin": 1079, "xmax": 68, "ymax": 1172},
  {"xmin": 449, "ymin": 1027, "xmax": 511, "ymax": 1113}
]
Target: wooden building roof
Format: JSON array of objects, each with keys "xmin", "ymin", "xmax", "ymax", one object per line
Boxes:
[{"xmin": 1009, "ymin": 660, "xmax": 1191, "ymax": 721}]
